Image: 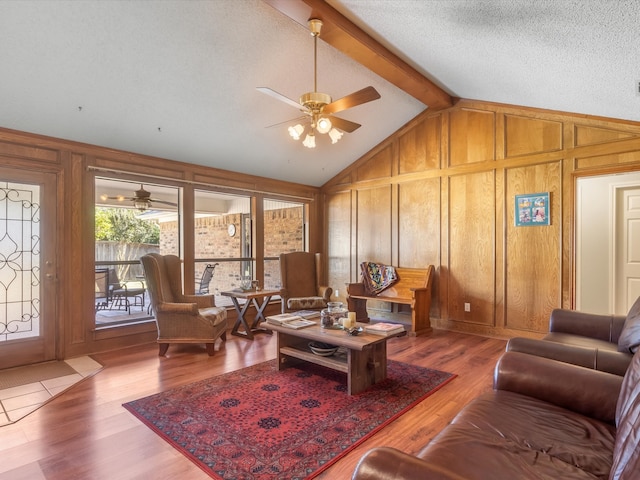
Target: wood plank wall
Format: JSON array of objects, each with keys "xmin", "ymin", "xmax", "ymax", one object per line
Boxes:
[
  {"xmin": 322, "ymin": 99, "xmax": 640, "ymax": 338},
  {"xmin": 0, "ymin": 128, "xmax": 321, "ymax": 358}
]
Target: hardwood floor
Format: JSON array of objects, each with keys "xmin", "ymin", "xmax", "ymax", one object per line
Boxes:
[{"xmin": 0, "ymin": 329, "xmax": 507, "ymax": 479}]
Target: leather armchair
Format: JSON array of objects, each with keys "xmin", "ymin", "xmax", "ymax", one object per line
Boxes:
[
  {"xmin": 141, "ymin": 253, "xmax": 227, "ymax": 356},
  {"xmin": 279, "ymin": 252, "xmax": 333, "ymax": 313}
]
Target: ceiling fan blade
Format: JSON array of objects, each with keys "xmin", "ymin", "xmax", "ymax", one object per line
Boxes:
[
  {"xmin": 256, "ymin": 87, "xmax": 305, "ymax": 111},
  {"xmin": 322, "ymin": 86, "xmax": 381, "ymax": 115},
  {"xmin": 150, "ymin": 199, "xmax": 178, "ymax": 207},
  {"xmin": 265, "ymin": 115, "xmax": 309, "ymax": 129},
  {"xmin": 328, "ymin": 115, "xmax": 361, "ymax": 133}
]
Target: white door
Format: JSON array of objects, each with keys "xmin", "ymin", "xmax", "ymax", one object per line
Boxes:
[
  {"xmin": 0, "ymin": 168, "xmax": 58, "ymax": 368},
  {"xmin": 615, "ymin": 186, "xmax": 640, "ymax": 314}
]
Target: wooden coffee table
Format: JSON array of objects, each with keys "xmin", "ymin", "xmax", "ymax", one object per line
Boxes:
[{"xmin": 267, "ymin": 320, "xmax": 405, "ymax": 395}]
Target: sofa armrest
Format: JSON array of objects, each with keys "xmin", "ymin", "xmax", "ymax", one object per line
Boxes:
[
  {"xmin": 352, "ymin": 447, "xmax": 463, "ymax": 480},
  {"xmin": 346, "ymin": 282, "xmax": 367, "ymax": 297},
  {"xmin": 494, "ymin": 351, "xmax": 622, "ymax": 424},
  {"xmin": 549, "ymin": 308, "xmax": 625, "ymax": 342}
]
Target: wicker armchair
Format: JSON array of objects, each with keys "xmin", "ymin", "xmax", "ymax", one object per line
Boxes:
[
  {"xmin": 279, "ymin": 252, "xmax": 333, "ymax": 313},
  {"xmin": 141, "ymin": 253, "xmax": 227, "ymax": 356}
]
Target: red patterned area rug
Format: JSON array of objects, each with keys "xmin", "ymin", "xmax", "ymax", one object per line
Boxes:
[{"xmin": 123, "ymin": 359, "xmax": 455, "ymax": 480}]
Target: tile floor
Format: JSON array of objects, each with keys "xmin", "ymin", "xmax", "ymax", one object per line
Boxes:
[{"xmin": 0, "ymin": 356, "xmax": 102, "ymax": 426}]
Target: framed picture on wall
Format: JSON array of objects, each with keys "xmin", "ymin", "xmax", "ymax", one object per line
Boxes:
[{"xmin": 515, "ymin": 192, "xmax": 550, "ymax": 226}]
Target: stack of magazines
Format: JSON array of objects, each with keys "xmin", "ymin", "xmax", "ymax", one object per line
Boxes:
[
  {"xmin": 266, "ymin": 313, "xmax": 316, "ymax": 329},
  {"xmin": 292, "ymin": 310, "xmax": 321, "ymax": 319},
  {"xmin": 363, "ymin": 322, "xmax": 405, "ymax": 336}
]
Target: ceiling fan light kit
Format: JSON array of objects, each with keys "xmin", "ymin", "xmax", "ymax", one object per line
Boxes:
[
  {"xmin": 302, "ymin": 132, "xmax": 316, "ymax": 148},
  {"xmin": 258, "ymin": 18, "xmax": 380, "ymax": 149},
  {"xmin": 288, "ymin": 124, "xmax": 304, "ymax": 140}
]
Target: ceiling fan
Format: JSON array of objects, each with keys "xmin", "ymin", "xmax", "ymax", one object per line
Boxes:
[
  {"xmin": 99, "ymin": 184, "xmax": 177, "ymax": 212},
  {"xmin": 257, "ymin": 18, "xmax": 380, "ymax": 148}
]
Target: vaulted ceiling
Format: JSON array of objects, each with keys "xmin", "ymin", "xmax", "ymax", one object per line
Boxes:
[{"xmin": 1, "ymin": 0, "xmax": 639, "ymax": 187}]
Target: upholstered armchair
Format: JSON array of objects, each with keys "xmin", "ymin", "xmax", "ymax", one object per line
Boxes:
[
  {"xmin": 279, "ymin": 252, "xmax": 333, "ymax": 313},
  {"xmin": 141, "ymin": 253, "xmax": 227, "ymax": 356}
]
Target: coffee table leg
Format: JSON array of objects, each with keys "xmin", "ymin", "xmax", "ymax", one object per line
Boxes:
[{"xmin": 347, "ymin": 342, "xmax": 387, "ymax": 395}]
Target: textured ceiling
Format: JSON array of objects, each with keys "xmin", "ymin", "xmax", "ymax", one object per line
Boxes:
[
  {"xmin": 1, "ymin": 1, "xmax": 639, "ymax": 187},
  {"xmin": 331, "ymin": 0, "xmax": 640, "ymax": 122}
]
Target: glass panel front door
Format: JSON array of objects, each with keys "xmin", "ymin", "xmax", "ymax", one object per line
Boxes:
[{"xmin": 0, "ymin": 168, "xmax": 57, "ymax": 368}]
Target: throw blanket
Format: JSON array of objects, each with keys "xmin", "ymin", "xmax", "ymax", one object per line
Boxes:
[{"xmin": 361, "ymin": 262, "xmax": 398, "ymax": 295}]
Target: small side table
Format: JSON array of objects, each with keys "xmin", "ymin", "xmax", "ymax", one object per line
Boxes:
[{"xmin": 221, "ymin": 289, "xmax": 279, "ymax": 339}]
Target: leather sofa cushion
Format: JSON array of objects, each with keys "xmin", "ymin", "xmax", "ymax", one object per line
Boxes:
[
  {"xmin": 611, "ymin": 351, "xmax": 640, "ymax": 479},
  {"xmin": 507, "ymin": 336, "xmax": 631, "ymax": 376},
  {"xmin": 618, "ymin": 296, "xmax": 640, "ymax": 354},
  {"xmin": 416, "ymin": 390, "xmax": 616, "ymax": 479}
]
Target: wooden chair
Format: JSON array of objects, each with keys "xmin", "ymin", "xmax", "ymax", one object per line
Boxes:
[
  {"xmin": 279, "ymin": 252, "xmax": 333, "ymax": 313},
  {"xmin": 141, "ymin": 253, "xmax": 227, "ymax": 356}
]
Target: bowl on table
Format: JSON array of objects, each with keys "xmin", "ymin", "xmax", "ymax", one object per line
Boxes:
[{"xmin": 308, "ymin": 342, "xmax": 339, "ymax": 356}]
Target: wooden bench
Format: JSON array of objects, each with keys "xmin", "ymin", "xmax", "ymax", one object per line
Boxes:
[{"xmin": 346, "ymin": 265, "xmax": 434, "ymax": 336}]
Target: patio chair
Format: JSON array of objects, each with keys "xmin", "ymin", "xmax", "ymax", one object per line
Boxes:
[
  {"xmin": 141, "ymin": 253, "xmax": 227, "ymax": 356},
  {"xmin": 196, "ymin": 263, "xmax": 219, "ymax": 294},
  {"xmin": 279, "ymin": 252, "xmax": 333, "ymax": 313},
  {"xmin": 95, "ymin": 268, "xmax": 109, "ymax": 311},
  {"xmin": 107, "ymin": 268, "xmax": 146, "ymax": 314}
]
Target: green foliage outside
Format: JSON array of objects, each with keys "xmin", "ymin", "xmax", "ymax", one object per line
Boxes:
[{"xmin": 95, "ymin": 208, "xmax": 160, "ymax": 244}]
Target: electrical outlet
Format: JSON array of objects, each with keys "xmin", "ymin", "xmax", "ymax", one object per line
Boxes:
[
  {"xmin": 464, "ymin": 303, "xmax": 471, "ymax": 312},
  {"xmin": 335, "ymin": 289, "xmax": 339, "ymax": 298}
]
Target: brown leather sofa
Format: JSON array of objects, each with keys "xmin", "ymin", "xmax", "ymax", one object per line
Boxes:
[
  {"xmin": 507, "ymin": 296, "xmax": 640, "ymax": 376},
  {"xmin": 352, "ymin": 350, "xmax": 640, "ymax": 480}
]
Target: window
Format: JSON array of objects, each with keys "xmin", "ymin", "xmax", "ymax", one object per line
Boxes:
[
  {"xmin": 194, "ymin": 189, "xmax": 252, "ymax": 306},
  {"xmin": 94, "ymin": 177, "xmax": 180, "ymax": 327},
  {"xmin": 263, "ymin": 198, "xmax": 306, "ymax": 291}
]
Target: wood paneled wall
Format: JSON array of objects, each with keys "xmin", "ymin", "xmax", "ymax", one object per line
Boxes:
[
  {"xmin": 0, "ymin": 127, "xmax": 321, "ymax": 358},
  {"xmin": 322, "ymin": 100, "xmax": 640, "ymax": 337}
]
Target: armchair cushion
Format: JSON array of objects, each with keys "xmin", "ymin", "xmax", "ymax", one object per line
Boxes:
[
  {"xmin": 286, "ymin": 297, "xmax": 327, "ymax": 311},
  {"xmin": 618, "ymin": 295, "xmax": 640, "ymax": 354}
]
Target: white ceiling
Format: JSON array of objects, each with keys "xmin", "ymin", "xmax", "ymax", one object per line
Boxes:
[{"xmin": 1, "ymin": 1, "xmax": 639, "ymax": 187}]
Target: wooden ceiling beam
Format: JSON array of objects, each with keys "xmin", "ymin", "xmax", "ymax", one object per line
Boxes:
[{"xmin": 262, "ymin": 0, "xmax": 453, "ymax": 111}]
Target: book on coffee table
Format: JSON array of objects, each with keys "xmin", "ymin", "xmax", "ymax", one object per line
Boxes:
[
  {"xmin": 281, "ymin": 318, "xmax": 315, "ymax": 329},
  {"xmin": 364, "ymin": 322, "xmax": 405, "ymax": 336},
  {"xmin": 266, "ymin": 314, "xmax": 315, "ymax": 329},
  {"xmin": 293, "ymin": 309, "xmax": 321, "ymax": 319}
]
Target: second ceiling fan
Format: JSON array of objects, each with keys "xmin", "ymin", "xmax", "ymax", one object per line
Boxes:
[
  {"xmin": 100, "ymin": 184, "xmax": 177, "ymax": 212},
  {"xmin": 257, "ymin": 18, "xmax": 380, "ymax": 148}
]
